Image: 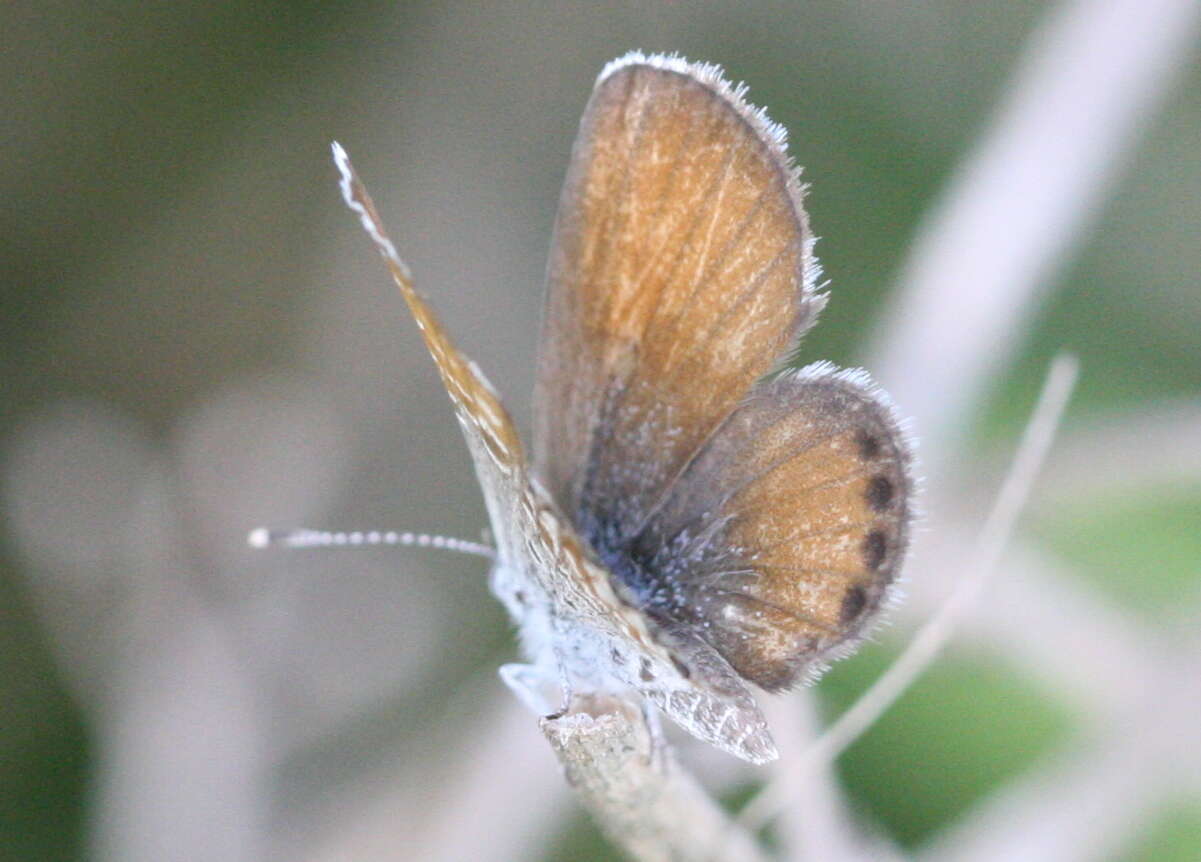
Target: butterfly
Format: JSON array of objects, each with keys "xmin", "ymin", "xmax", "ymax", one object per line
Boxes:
[{"xmin": 333, "ymin": 52, "xmax": 913, "ymax": 764}]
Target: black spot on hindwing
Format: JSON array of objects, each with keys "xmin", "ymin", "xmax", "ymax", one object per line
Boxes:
[
  {"xmin": 840, "ymin": 584, "xmax": 868, "ymax": 625},
  {"xmin": 866, "ymin": 475, "xmax": 894, "ymax": 512},
  {"xmin": 863, "ymin": 529, "xmax": 888, "ymax": 570}
]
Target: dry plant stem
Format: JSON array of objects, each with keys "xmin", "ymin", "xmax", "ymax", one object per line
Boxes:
[
  {"xmin": 758, "ymin": 0, "xmax": 1196, "ymax": 848},
  {"xmin": 542, "ymin": 696, "xmax": 768, "ymax": 862},
  {"xmin": 761, "ymin": 694, "xmax": 882, "ymax": 862},
  {"xmin": 1037, "ymin": 398, "xmax": 1201, "ymax": 501},
  {"xmin": 871, "ymin": 0, "xmax": 1200, "ymax": 464},
  {"xmin": 912, "ymin": 563, "xmax": 1201, "ymax": 862},
  {"xmin": 741, "ymin": 354, "xmax": 1079, "ymax": 831},
  {"xmin": 923, "ymin": 735, "xmax": 1161, "ymax": 862},
  {"xmin": 810, "ymin": 355, "xmax": 1078, "ymax": 763}
]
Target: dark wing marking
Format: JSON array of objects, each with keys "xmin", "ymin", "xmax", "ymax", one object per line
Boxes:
[
  {"xmin": 533, "ymin": 57, "xmax": 824, "ymax": 552},
  {"xmin": 625, "ymin": 364, "xmax": 914, "ymax": 691}
]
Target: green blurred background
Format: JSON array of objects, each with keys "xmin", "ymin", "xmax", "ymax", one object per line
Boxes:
[{"xmin": 3, "ymin": 2, "xmax": 1199, "ymax": 860}]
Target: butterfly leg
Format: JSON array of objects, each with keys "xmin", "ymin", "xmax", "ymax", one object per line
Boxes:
[
  {"xmin": 640, "ymin": 698, "xmax": 670, "ymax": 772},
  {"xmin": 543, "ymin": 646, "xmax": 576, "ymax": 720},
  {"xmin": 499, "ymin": 662, "xmax": 562, "ymax": 716}
]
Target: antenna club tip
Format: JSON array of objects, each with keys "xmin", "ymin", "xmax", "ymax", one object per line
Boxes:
[{"xmin": 247, "ymin": 528, "xmax": 271, "ymax": 549}]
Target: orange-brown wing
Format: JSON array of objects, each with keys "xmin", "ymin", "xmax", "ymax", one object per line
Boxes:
[
  {"xmin": 627, "ymin": 364, "xmax": 913, "ymax": 691},
  {"xmin": 335, "ymin": 142, "xmax": 781, "ymax": 763},
  {"xmin": 533, "ymin": 55, "xmax": 824, "ymax": 543},
  {"xmin": 332, "ymin": 144, "xmax": 532, "ymax": 568}
]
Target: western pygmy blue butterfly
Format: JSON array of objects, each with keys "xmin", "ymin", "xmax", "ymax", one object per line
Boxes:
[{"xmin": 327, "ymin": 52, "xmax": 913, "ymax": 764}]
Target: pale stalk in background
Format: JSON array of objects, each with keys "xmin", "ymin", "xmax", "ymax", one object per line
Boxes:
[
  {"xmin": 923, "ymin": 725, "xmax": 1163, "ymax": 862},
  {"xmin": 1035, "ymin": 398, "xmax": 1201, "ymax": 500},
  {"xmin": 291, "ymin": 685, "xmax": 570, "ymax": 862},
  {"xmin": 808, "ymin": 356, "xmax": 1077, "ymax": 768},
  {"xmin": 761, "ymin": 694, "xmax": 898, "ymax": 862},
  {"xmin": 747, "ymin": 355, "xmax": 1078, "ymax": 834},
  {"xmin": 7, "ymin": 0, "xmax": 1197, "ymax": 856},
  {"xmin": 770, "ymin": 0, "xmax": 1200, "ymax": 854},
  {"xmin": 926, "ymin": 628, "xmax": 1201, "ymax": 861},
  {"xmin": 408, "ymin": 0, "xmax": 1201, "ymax": 855},
  {"xmin": 870, "ymin": 0, "xmax": 1201, "ymax": 465},
  {"xmin": 2, "ymin": 409, "xmax": 269, "ymax": 862}
]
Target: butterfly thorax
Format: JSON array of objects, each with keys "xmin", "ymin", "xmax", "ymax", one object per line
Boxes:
[
  {"xmin": 485, "ymin": 477, "xmax": 677, "ymax": 697},
  {"xmin": 575, "ymin": 503, "xmax": 735, "ymax": 630}
]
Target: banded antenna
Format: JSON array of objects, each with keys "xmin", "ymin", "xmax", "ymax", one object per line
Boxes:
[{"xmin": 248, "ymin": 527, "xmax": 495, "ymax": 559}]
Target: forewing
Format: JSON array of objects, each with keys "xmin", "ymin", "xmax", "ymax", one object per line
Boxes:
[
  {"xmin": 333, "ymin": 145, "xmax": 531, "ymax": 567},
  {"xmin": 335, "ymin": 144, "xmax": 778, "ymax": 763},
  {"xmin": 533, "ymin": 54, "xmax": 824, "ymax": 546},
  {"xmin": 629, "ymin": 364, "xmax": 914, "ymax": 691}
]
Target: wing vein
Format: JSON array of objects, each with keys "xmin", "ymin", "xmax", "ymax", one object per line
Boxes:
[{"xmin": 707, "ymin": 588, "xmax": 841, "ymax": 636}]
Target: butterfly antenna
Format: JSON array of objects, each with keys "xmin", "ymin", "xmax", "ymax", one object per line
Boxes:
[{"xmin": 247, "ymin": 527, "xmax": 495, "ymax": 560}]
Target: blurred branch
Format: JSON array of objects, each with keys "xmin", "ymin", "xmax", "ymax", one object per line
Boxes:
[
  {"xmin": 761, "ymin": 694, "xmax": 896, "ymax": 862},
  {"xmin": 871, "ymin": 0, "xmax": 1201, "ymax": 465},
  {"xmin": 1036, "ymin": 398, "xmax": 1201, "ymax": 502},
  {"xmin": 809, "ymin": 356, "xmax": 1075, "ymax": 764},
  {"xmin": 2, "ymin": 403, "xmax": 268, "ymax": 862},
  {"xmin": 744, "ymin": 356, "xmax": 1077, "ymax": 832},
  {"xmin": 293, "ymin": 687, "xmax": 570, "ymax": 862},
  {"xmin": 921, "ymin": 724, "xmax": 1164, "ymax": 862},
  {"xmin": 931, "ymin": 638, "xmax": 1201, "ymax": 862},
  {"xmin": 910, "ymin": 541, "xmax": 1157, "ymax": 722},
  {"xmin": 911, "ymin": 552, "xmax": 1201, "ymax": 862},
  {"xmin": 541, "ymin": 696, "xmax": 767, "ymax": 862}
]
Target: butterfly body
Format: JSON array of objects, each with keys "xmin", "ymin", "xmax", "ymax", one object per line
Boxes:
[
  {"xmin": 466, "ymin": 402, "xmax": 776, "ymax": 760},
  {"xmin": 335, "ymin": 52, "xmax": 913, "ymax": 765}
]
